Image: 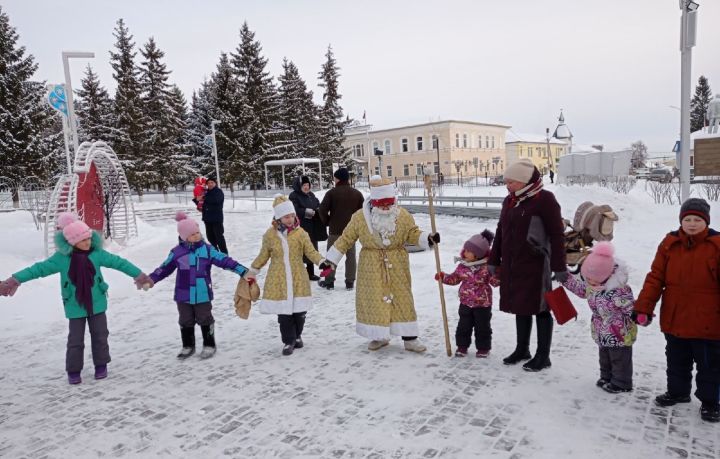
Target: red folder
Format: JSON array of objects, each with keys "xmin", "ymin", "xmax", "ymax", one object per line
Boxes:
[{"xmin": 544, "ymin": 286, "xmax": 577, "ymax": 325}]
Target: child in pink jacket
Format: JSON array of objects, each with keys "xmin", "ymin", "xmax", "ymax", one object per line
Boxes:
[{"xmin": 436, "ymin": 230, "xmax": 499, "ymax": 358}]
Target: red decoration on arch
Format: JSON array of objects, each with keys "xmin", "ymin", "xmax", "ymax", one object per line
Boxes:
[{"xmin": 76, "ymin": 162, "xmax": 105, "ymax": 233}]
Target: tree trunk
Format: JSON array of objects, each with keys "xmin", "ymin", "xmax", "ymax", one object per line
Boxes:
[
  {"xmin": 12, "ymin": 187, "xmax": 20, "ymax": 209},
  {"xmin": 163, "ymin": 189, "xmax": 169, "ymax": 203}
]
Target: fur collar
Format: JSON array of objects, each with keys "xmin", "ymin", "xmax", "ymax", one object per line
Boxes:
[
  {"xmin": 452, "ymin": 256, "xmax": 488, "ymax": 267},
  {"xmin": 594, "ymin": 259, "xmax": 629, "ymax": 292}
]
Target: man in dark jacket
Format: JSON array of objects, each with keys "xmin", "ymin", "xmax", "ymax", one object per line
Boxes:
[
  {"xmin": 318, "ymin": 168, "xmax": 365, "ymax": 290},
  {"xmin": 289, "ymin": 175, "xmax": 326, "ymax": 280},
  {"xmin": 488, "ymin": 159, "xmax": 567, "ymax": 372},
  {"xmin": 201, "ymin": 177, "xmax": 228, "ymax": 254}
]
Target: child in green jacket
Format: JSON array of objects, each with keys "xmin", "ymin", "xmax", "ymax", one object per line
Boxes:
[{"xmin": 0, "ymin": 213, "xmax": 151, "ymax": 384}]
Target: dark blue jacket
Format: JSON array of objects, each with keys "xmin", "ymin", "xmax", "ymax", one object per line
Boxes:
[{"xmin": 202, "ymin": 186, "xmax": 224, "ymax": 223}]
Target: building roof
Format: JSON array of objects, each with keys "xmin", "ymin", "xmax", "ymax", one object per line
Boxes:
[
  {"xmin": 346, "ymin": 119, "xmax": 511, "ymax": 137},
  {"xmin": 570, "ymin": 144, "xmax": 603, "ymax": 154},
  {"xmin": 505, "ymin": 131, "xmax": 567, "ymax": 145}
]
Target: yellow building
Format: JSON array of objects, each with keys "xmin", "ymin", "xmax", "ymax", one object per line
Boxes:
[
  {"xmin": 505, "ymin": 132, "xmax": 568, "ymax": 175},
  {"xmin": 343, "ymin": 120, "xmax": 510, "ymax": 180}
]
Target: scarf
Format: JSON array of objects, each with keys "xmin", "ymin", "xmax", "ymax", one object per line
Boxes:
[
  {"xmin": 277, "ymin": 216, "xmax": 300, "ymax": 234},
  {"xmin": 508, "ymin": 170, "xmax": 543, "ymax": 208},
  {"xmin": 68, "ymin": 248, "xmax": 96, "ymax": 316}
]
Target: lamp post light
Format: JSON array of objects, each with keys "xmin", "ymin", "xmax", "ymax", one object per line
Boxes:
[
  {"xmin": 61, "ymin": 51, "xmax": 94, "ymax": 156},
  {"xmin": 679, "ymin": 0, "xmax": 699, "ymax": 202},
  {"xmin": 211, "ymin": 120, "xmax": 222, "ymax": 188}
]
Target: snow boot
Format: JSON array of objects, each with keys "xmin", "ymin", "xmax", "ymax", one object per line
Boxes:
[
  {"xmin": 177, "ymin": 327, "xmax": 196, "ymax": 360},
  {"xmin": 503, "ymin": 315, "xmax": 532, "ymax": 365},
  {"xmin": 200, "ymin": 324, "xmax": 216, "ymax": 359},
  {"xmin": 404, "ymin": 338, "xmax": 427, "ymax": 353},
  {"xmin": 368, "ymin": 339, "xmax": 390, "ymax": 351},
  {"xmin": 294, "ymin": 337, "xmax": 304, "ymax": 349},
  {"xmin": 476, "ymin": 349, "xmax": 490, "ymax": 358},
  {"xmin": 345, "ymin": 281, "xmax": 354, "ymax": 290},
  {"xmin": 282, "ymin": 343, "xmax": 295, "ymax": 356},
  {"xmin": 602, "ymin": 382, "xmax": 632, "ymax": 393},
  {"xmin": 94, "ymin": 365, "xmax": 108, "ymax": 380},
  {"xmin": 655, "ymin": 392, "xmax": 692, "ymax": 407},
  {"xmin": 455, "ymin": 347, "xmax": 468, "ymax": 357},
  {"xmin": 68, "ymin": 372, "xmax": 82, "ymax": 385},
  {"xmin": 596, "ymin": 378, "xmax": 610, "ymax": 388},
  {"xmin": 701, "ymin": 403, "xmax": 720, "ymax": 423},
  {"xmin": 318, "ymin": 280, "xmax": 334, "ymax": 290},
  {"xmin": 523, "ymin": 314, "xmax": 553, "ymax": 372}
]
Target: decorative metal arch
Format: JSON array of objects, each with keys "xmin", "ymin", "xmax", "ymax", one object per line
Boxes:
[{"xmin": 44, "ymin": 141, "xmax": 138, "ymax": 255}]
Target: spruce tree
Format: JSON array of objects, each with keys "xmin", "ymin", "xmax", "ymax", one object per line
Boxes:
[
  {"xmin": 110, "ymin": 18, "xmax": 146, "ymax": 196},
  {"xmin": 167, "ymin": 84, "xmax": 192, "ymax": 185},
  {"xmin": 75, "ymin": 64, "xmax": 114, "ymax": 143},
  {"xmin": 231, "ymin": 22, "xmax": 279, "ymax": 187},
  {"xmin": 691, "ymin": 75, "xmax": 713, "ymax": 132},
  {"xmin": 187, "ymin": 80, "xmax": 215, "ymax": 177},
  {"xmin": 317, "ymin": 45, "xmax": 350, "ymax": 184},
  {"xmin": 0, "ymin": 6, "xmax": 62, "ymax": 207}
]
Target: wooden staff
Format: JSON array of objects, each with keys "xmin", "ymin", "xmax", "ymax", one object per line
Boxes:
[{"xmin": 424, "ymin": 168, "xmax": 452, "ymax": 357}]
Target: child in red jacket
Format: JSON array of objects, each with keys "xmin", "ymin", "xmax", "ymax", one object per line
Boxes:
[
  {"xmin": 192, "ymin": 177, "xmax": 207, "ymax": 211},
  {"xmin": 634, "ymin": 198, "xmax": 720, "ymax": 423},
  {"xmin": 436, "ymin": 230, "xmax": 499, "ymax": 358}
]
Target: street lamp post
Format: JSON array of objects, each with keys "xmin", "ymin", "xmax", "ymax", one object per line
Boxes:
[
  {"xmin": 62, "ymin": 51, "xmax": 95, "ymax": 156},
  {"xmin": 679, "ymin": 0, "xmax": 699, "ymax": 202},
  {"xmin": 211, "ymin": 120, "xmax": 222, "ymax": 188}
]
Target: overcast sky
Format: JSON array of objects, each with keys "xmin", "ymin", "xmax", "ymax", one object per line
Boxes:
[{"xmin": 3, "ymin": 0, "xmax": 719, "ymax": 152}]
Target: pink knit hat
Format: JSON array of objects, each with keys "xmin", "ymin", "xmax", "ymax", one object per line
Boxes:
[
  {"xmin": 581, "ymin": 242, "xmax": 616, "ymax": 282},
  {"xmin": 57, "ymin": 212, "xmax": 92, "ymax": 246},
  {"xmin": 176, "ymin": 211, "xmax": 200, "ymax": 241}
]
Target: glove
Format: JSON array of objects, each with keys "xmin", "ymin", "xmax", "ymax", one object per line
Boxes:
[
  {"xmin": 428, "ymin": 232, "xmax": 440, "ymax": 246},
  {"xmin": 304, "ymin": 208, "xmax": 316, "ymax": 218},
  {"xmin": 553, "ymin": 271, "xmax": 569, "ymax": 283},
  {"xmin": 0, "ymin": 277, "xmax": 21, "ymax": 297},
  {"xmin": 487, "ymin": 265, "xmax": 497, "ymax": 276},
  {"xmin": 434, "ymin": 272, "xmax": 445, "ymax": 281},
  {"xmin": 134, "ymin": 273, "xmax": 154, "ymax": 291},
  {"xmin": 246, "ymin": 277, "xmax": 256, "ymax": 286},
  {"xmin": 631, "ymin": 311, "xmax": 652, "ymax": 326},
  {"xmin": 319, "ymin": 260, "xmax": 335, "ymax": 277}
]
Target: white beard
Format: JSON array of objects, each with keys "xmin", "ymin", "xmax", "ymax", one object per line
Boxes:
[{"xmin": 370, "ymin": 205, "xmax": 399, "ymax": 246}]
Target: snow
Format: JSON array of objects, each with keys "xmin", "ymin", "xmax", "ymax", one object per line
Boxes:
[
  {"xmin": 505, "ymin": 131, "xmax": 567, "ymax": 145},
  {"xmin": 1, "ymin": 183, "xmax": 719, "ymax": 458}
]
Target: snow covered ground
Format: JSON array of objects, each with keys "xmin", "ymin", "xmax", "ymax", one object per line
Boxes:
[{"xmin": 1, "ymin": 182, "xmax": 719, "ymax": 458}]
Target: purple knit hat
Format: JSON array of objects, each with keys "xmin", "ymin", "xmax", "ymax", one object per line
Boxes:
[{"xmin": 463, "ymin": 230, "xmax": 494, "ymax": 259}]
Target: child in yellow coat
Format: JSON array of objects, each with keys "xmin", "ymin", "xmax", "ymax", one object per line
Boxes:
[{"xmin": 247, "ymin": 195, "xmax": 332, "ymax": 356}]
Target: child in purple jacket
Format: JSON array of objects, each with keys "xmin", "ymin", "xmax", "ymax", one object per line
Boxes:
[
  {"xmin": 562, "ymin": 242, "xmax": 637, "ymax": 393},
  {"xmin": 436, "ymin": 230, "xmax": 499, "ymax": 358},
  {"xmin": 148, "ymin": 212, "xmax": 250, "ymax": 360}
]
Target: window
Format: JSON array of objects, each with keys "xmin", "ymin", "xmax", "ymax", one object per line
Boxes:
[
  {"xmin": 486, "ymin": 136, "xmax": 490, "ymax": 148},
  {"xmin": 352, "ymin": 144, "xmax": 364, "ymax": 157},
  {"xmin": 401, "ymin": 138, "xmax": 409, "ymax": 153},
  {"xmin": 462, "ymin": 134, "xmax": 468, "ymax": 148},
  {"xmin": 492, "ymin": 136, "xmax": 495, "ymax": 149},
  {"xmin": 386, "ymin": 165, "xmax": 393, "ymax": 177},
  {"xmin": 384, "ymin": 139, "xmax": 392, "ymax": 155},
  {"xmin": 529, "ymin": 147, "xmax": 533, "ymax": 158},
  {"xmin": 372, "ymin": 141, "xmax": 379, "ymax": 154},
  {"xmin": 374, "ymin": 166, "xmax": 380, "ymax": 175},
  {"xmin": 434, "ymin": 162, "xmax": 440, "ymax": 174},
  {"xmin": 416, "ymin": 164, "xmax": 424, "ymax": 175},
  {"xmin": 455, "ymin": 133, "xmax": 460, "ymax": 148},
  {"xmin": 403, "ymin": 164, "xmax": 410, "ymax": 176},
  {"xmin": 432, "ymin": 135, "xmax": 438, "ymax": 149},
  {"xmin": 478, "ymin": 135, "xmax": 483, "ymax": 149},
  {"xmin": 416, "ymin": 136, "xmax": 423, "ymax": 151}
]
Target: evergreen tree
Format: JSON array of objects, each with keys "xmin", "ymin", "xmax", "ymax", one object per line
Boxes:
[
  {"xmin": 187, "ymin": 80, "xmax": 215, "ymax": 177},
  {"xmin": 167, "ymin": 84, "xmax": 192, "ymax": 185},
  {"xmin": 0, "ymin": 6, "xmax": 62, "ymax": 206},
  {"xmin": 272, "ymin": 58, "xmax": 320, "ymax": 181},
  {"xmin": 110, "ymin": 18, "xmax": 147, "ymax": 196},
  {"xmin": 209, "ymin": 52, "xmax": 252, "ymax": 188},
  {"xmin": 75, "ymin": 64, "xmax": 114, "ymax": 143},
  {"xmin": 317, "ymin": 45, "xmax": 350, "ymax": 184},
  {"xmin": 691, "ymin": 75, "xmax": 713, "ymax": 132},
  {"xmin": 231, "ymin": 22, "xmax": 280, "ymax": 186},
  {"xmin": 139, "ymin": 36, "xmax": 177, "ymax": 197}
]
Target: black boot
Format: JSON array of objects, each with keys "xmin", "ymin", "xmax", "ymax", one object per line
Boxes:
[
  {"xmin": 345, "ymin": 281, "xmax": 354, "ymax": 290},
  {"xmin": 523, "ymin": 313, "xmax": 553, "ymax": 372},
  {"xmin": 318, "ymin": 279, "xmax": 334, "ymax": 289},
  {"xmin": 177, "ymin": 327, "xmax": 196, "ymax": 359},
  {"xmin": 199, "ymin": 324, "xmax": 216, "ymax": 359},
  {"xmin": 503, "ymin": 315, "xmax": 532, "ymax": 365},
  {"xmin": 307, "ymin": 263, "xmax": 320, "ymax": 281},
  {"xmin": 701, "ymin": 403, "xmax": 720, "ymax": 423}
]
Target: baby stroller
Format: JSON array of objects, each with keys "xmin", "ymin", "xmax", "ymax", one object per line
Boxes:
[{"xmin": 564, "ymin": 201, "xmax": 618, "ymax": 273}]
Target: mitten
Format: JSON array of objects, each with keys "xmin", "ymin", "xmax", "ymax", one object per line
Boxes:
[
  {"xmin": 304, "ymin": 208, "xmax": 316, "ymax": 218},
  {"xmin": 434, "ymin": 272, "xmax": 445, "ymax": 281},
  {"xmin": 319, "ymin": 260, "xmax": 335, "ymax": 277},
  {"xmin": 133, "ymin": 273, "xmax": 154, "ymax": 291},
  {"xmin": 553, "ymin": 271, "xmax": 569, "ymax": 283},
  {"xmin": 0, "ymin": 277, "xmax": 21, "ymax": 296},
  {"xmin": 428, "ymin": 232, "xmax": 441, "ymax": 246},
  {"xmin": 631, "ymin": 311, "xmax": 652, "ymax": 326}
]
